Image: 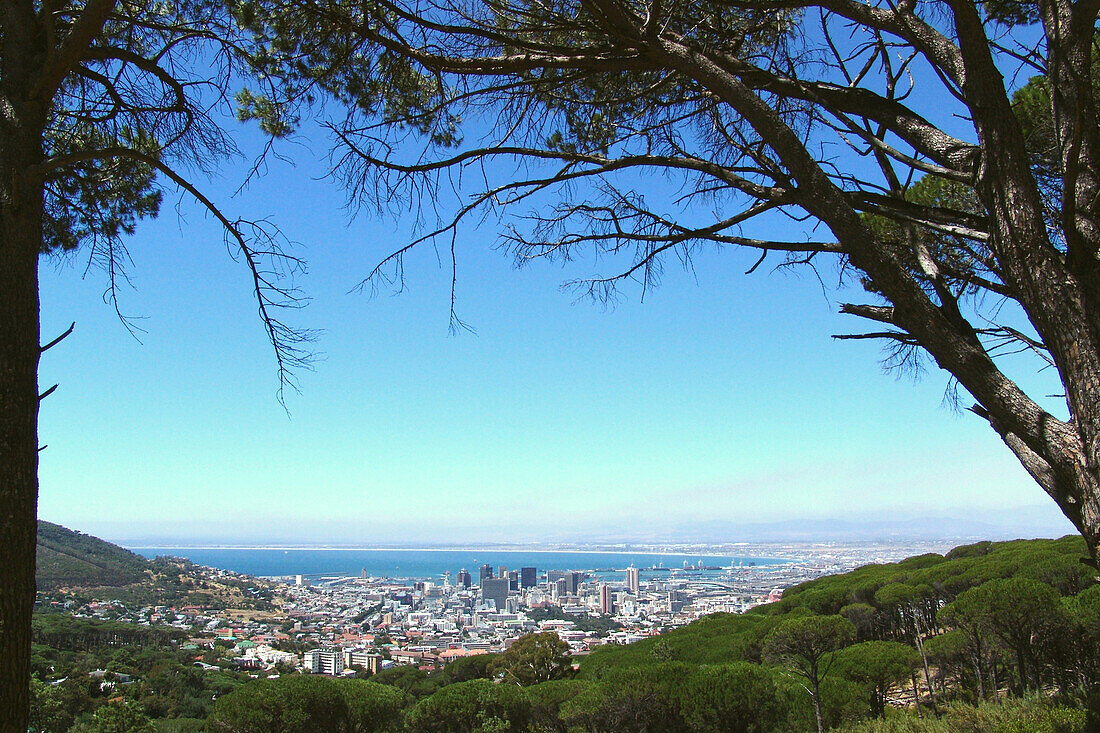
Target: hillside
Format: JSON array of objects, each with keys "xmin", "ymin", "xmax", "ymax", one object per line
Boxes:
[
  {"xmin": 35, "ymin": 520, "xmax": 152, "ymax": 590},
  {"xmin": 35, "ymin": 521, "xmax": 276, "ymax": 611}
]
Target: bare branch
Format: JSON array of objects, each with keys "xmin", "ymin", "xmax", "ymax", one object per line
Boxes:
[{"xmin": 40, "ymin": 322, "xmax": 75, "ymax": 353}]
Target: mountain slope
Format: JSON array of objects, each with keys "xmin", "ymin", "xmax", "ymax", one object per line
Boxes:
[{"xmin": 36, "ymin": 520, "xmax": 152, "ymax": 590}]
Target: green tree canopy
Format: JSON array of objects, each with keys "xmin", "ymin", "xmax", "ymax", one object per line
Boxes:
[
  {"xmin": 489, "ymin": 633, "xmax": 573, "ymax": 686},
  {"xmin": 675, "ymin": 662, "xmax": 783, "ymax": 733},
  {"xmin": 74, "ymin": 699, "xmax": 155, "ymax": 733},
  {"xmin": 764, "ymin": 614, "xmax": 856, "ymax": 733},
  {"xmin": 404, "ymin": 678, "xmax": 531, "ymax": 733},
  {"xmin": 834, "ymin": 640, "xmax": 921, "ymax": 718},
  {"xmin": 208, "ymin": 676, "xmax": 404, "ymax": 733},
  {"xmin": 939, "ymin": 577, "xmax": 1064, "ymax": 694}
]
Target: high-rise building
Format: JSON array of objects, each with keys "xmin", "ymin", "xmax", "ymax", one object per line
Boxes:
[
  {"xmin": 481, "ymin": 577, "xmax": 510, "ymax": 611},
  {"xmin": 304, "ymin": 647, "xmax": 345, "ymax": 676},
  {"xmin": 599, "ymin": 584, "xmax": 614, "ymax": 615},
  {"xmin": 507, "ymin": 570, "xmax": 519, "ymax": 591},
  {"xmin": 547, "ymin": 570, "xmax": 582, "ymax": 594},
  {"xmin": 479, "ymin": 564, "xmax": 494, "ymax": 583},
  {"xmin": 626, "ymin": 567, "xmax": 640, "ymax": 595},
  {"xmin": 457, "ymin": 569, "xmax": 472, "ymax": 588},
  {"xmin": 520, "ymin": 567, "xmax": 537, "ymax": 588},
  {"xmin": 498, "ymin": 565, "xmax": 509, "ymax": 579}
]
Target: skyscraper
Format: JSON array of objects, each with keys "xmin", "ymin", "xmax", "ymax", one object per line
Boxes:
[
  {"xmin": 547, "ymin": 570, "xmax": 582, "ymax": 594},
  {"xmin": 457, "ymin": 569, "xmax": 472, "ymax": 588},
  {"xmin": 599, "ymin": 584, "xmax": 614, "ymax": 615},
  {"xmin": 520, "ymin": 567, "xmax": 537, "ymax": 588},
  {"xmin": 479, "ymin": 564, "xmax": 493, "ymax": 583},
  {"xmin": 481, "ymin": 577, "xmax": 510, "ymax": 611},
  {"xmin": 626, "ymin": 566, "xmax": 640, "ymax": 595}
]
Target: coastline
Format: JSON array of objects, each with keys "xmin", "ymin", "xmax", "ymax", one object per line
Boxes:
[{"xmin": 125, "ymin": 545, "xmax": 756, "ymax": 557}]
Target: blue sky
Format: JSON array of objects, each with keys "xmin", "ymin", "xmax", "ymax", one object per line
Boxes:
[{"xmin": 36, "ymin": 113, "xmax": 1076, "ymax": 545}]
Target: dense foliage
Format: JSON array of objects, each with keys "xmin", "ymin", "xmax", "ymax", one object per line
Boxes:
[{"xmin": 28, "ymin": 613, "xmax": 253, "ymax": 732}]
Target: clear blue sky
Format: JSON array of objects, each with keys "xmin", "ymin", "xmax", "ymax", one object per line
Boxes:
[{"xmin": 36, "ymin": 117, "xmax": 1076, "ymax": 546}]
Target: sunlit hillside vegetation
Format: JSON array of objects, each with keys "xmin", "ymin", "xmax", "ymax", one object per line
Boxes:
[{"xmin": 35, "ymin": 521, "xmax": 276, "ymax": 611}]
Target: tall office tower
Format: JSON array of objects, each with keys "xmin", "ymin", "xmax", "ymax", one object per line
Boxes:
[
  {"xmin": 481, "ymin": 577, "xmax": 510, "ymax": 611},
  {"xmin": 508, "ymin": 570, "xmax": 519, "ymax": 591},
  {"xmin": 626, "ymin": 566, "xmax": 640, "ymax": 595},
  {"xmin": 498, "ymin": 565, "xmax": 509, "ymax": 579},
  {"xmin": 457, "ymin": 569, "xmax": 472, "ymax": 588},
  {"xmin": 547, "ymin": 570, "xmax": 582, "ymax": 594},
  {"xmin": 479, "ymin": 564, "xmax": 494, "ymax": 583},
  {"xmin": 599, "ymin": 584, "xmax": 614, "ymax": 615},
  {"xmin": 520, "ymin": 567, "xmax": 537, "ymax": 588}
]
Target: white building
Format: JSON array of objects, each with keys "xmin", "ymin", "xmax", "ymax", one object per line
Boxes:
[
  {"xmin": 626, "ymin": 567, "xmax": 640, "ymax": 595},
  {"xmin": 303, "ymin": 647, "xmax": 344, "ymax": 675}
]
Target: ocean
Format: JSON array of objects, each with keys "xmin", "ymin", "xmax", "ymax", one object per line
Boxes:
[{"xmin": 128, "ymin": 547, "xmax": 792, "ymax": 583}]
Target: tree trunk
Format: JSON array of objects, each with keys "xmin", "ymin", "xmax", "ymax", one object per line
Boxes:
[
  {"xmin": 973, "ymin": 652, "xmax": 985, "ymax": 701},
  {"xmin": 913, "ymin": 625, "xmax": 938, "ymax": 714},
  {"xmin": 811, "ymin": 677, "xmax": 824, "ymax": 733},
  {"xmin": 0, "ymin": 164, "xmax": 43, "ymax": 733},
  {"xmin": 1, "ymin": 7, "xmax": 46, "ymax": 729},
  {"xmin": 1015, "ymin": 646, "xmax": 1029, "ymax": 696},
  {"xmin": 990, "ymin": 654, "xmax": 999, "ymax": 702}
]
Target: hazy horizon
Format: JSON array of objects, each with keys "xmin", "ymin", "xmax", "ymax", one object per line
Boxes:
[
  {"xmin": 36, "ymin": 107, "xmax": 1073, "ymax": 547},
  {"xmin": 57, "ymin": 501, "xmax": 1075, "ymax": 548}
]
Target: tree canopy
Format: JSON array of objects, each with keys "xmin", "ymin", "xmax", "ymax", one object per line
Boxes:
[
  {"xmin": 233, "ymin": 0, "xmax": 1100, "ymax": 569},
  {"xmin": 489, "ymin": 632, "xmax": 574, "ymax": 686}
]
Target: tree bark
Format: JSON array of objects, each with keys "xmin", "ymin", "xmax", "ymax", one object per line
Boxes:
[
  {"xmin": 811, "ymin": 676, "xmax": 824, "ymax": 733},
  {"xmin": 1, "ymin": 4, "xmax": 46, "ymax": 730},
  {"xmin": 0, "ymin": 152, "xmax": 43, "ymax": 733}
]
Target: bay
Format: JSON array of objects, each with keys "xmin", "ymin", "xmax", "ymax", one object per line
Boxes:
[{"xmin": 128, "ymin": 547, "xmax": 791, "ymax": 582}]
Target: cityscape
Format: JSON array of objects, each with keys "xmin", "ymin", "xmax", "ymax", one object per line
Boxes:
[{"xmin": 60, "ymin": 540, "xmax": 950, "ymax": 678}]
